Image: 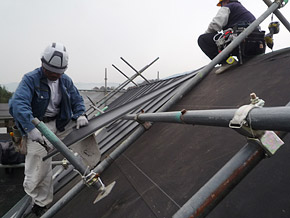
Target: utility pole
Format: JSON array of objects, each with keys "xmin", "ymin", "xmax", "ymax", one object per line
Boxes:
[{"xmin": 105, "ymin": 68, "xmax": 108, "ymax": 96}]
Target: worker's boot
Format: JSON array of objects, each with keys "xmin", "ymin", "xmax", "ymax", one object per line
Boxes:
[
  {"xmin": 215, "ymin": 57, "xmax": 238, "ymax": 75},
  {"xmin": 31, "ymin": 204, "xmax": 47, "ymax": 217}
]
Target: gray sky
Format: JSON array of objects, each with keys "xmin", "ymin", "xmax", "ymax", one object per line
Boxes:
[{"xmin": 1, "ymin": 0, "xmax": 290, "ymax": 85}]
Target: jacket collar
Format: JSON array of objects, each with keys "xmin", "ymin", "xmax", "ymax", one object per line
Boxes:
[{"xmin": 40, "ymin": 67, "xmax": 63, "ymax": 85}]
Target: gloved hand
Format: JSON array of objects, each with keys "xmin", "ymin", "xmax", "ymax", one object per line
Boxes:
[
  {"xmin": 27, "ymin": 128, "xmax": 44, "ymax": 144},
  {"xmin": 76, "ymin": 115, "xmax": 88, "ymax": 129}
]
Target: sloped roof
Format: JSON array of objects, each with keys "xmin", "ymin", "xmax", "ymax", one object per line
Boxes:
[
  {"xmin": 3, "ymin": 48, "xmax": 290, "ymax": 218},
  {"xmin": 97, "ymin": 73, "xmax": 195, "ymax": 154},
  {"xmin": 79, "ymin": 89, "xmax": 125, "ymax": 112},
  {"xmin": 51, "ymin": 48, "xmax": 290, "ymax": 218}
]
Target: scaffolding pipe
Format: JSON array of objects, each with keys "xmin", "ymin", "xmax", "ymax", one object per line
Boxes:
[
  {"xmin": 41, "ymin": 124, "xmax": 149, "ymax": 218},
  {"xmin": 32, "ymin": 118, "xmax": 89, "ymax": 175},
  {"xmin": 97, "ymin": 57, "xmax": 159, "ymax": 107},
  {"xmin": 14, "ymin": 196, "xmax": 32, "ymax": 218},
  {"xmin": 120, "ymin": 57, "xmax": 150, "ymax": 84},
  {"xmin": 124, "ymin": 106, "xmax": 290, "ymax": 132},
  {"xmin": 96, "ymin": 70, "xmax": 143, "ymax": 107},
  {"xmin": 105, "ymin": 68, "xmax": 108, "ymax": 97},
  {"xmin": 174, "ymin": 107, "xmax": 290, "ymax": 218},
  {"xmin": 0, "ymin": 161, "xmax": 69, "ymax": 168},
  {"xmin": 112, "ymin": 64, "xmax": 139, "ymax": 86},
  {"xmin": 174, "ymin": 122, "xmax": 289, "ymax": 218},
  {"xmin": 263, "ymin": 0, "xmax": 290, "ymax": 32},
  {"xmin": 173, "ymin": 140, "xmax": 266, "ymax": 218}
]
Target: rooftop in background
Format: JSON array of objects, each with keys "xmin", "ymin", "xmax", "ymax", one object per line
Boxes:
[{"xmin": 0, "ymin": 103, "xmax": 12, "ymax": 120}]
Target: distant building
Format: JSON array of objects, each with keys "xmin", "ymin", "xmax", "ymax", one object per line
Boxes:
[{"xmin": 0, "ymin": 103, "xmax": 13, "ymax": 134}]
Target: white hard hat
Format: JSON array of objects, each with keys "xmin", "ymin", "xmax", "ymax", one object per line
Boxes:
[{"xmin": 41, "ymin": 42, "xmax": 68, "ymax": 74}]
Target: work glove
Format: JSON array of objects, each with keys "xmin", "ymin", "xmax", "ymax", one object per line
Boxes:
[
  {"xmin": 76, "ymin": 115, "xmax": 88, "ymax": 129},
  {"xmin": 27, "ymin": 128, "xmax": 44, "ymax": 144}
]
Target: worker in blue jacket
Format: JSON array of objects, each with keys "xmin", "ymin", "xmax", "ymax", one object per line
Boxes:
[
  {"xmin": 9, "ymin": 42, "xmax": 89, "ymax": 216},
  {"xmin": 198, "ymin": 0, "xmax": 256, "ymax": 74}
]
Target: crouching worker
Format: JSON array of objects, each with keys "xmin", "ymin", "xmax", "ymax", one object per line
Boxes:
[
  {"xmin": 9, "ymin": 42, "xmax": 89, "ymax": 217},
  {"xmin": 198, "ymin": 0, "xmax": 256, "ymax": 74}
]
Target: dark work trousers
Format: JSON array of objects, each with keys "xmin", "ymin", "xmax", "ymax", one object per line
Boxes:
[
  {"xmin": 198, "ymin": 32, "xmax": 219, "ymax": 61},
  {"xmin": 198, "ymin": 32, "xmax": 240, "ymax": 64}
]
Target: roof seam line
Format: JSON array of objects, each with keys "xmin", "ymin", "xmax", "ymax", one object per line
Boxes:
[{"xmin": 121, "ymin": 154, "xmax": 181, "ymax": 209}]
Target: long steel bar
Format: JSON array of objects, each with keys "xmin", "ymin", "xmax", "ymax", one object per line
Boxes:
[
  {"xmin": 14, "ymin": 196, "xmax": 32, "ymax": 218},
  {"xmin": 173, "ymin": 140, "xmax": 266, "ymax": 218},
  {"xmin": 138, "ymin": 57, "xmax": 160, "ymax": 74},
  {"xmin": 120, "ymin": 57, "xmax": 150, "ymax": 84},
  {"xmin": 174, "ymin": 120, "xmax": 289, "ymax": 218},
  {"xmin": 263, "ymin": 0, "xmax": 290, "ymax": 32},
  {"xmin": 41, "ymin": 124, "xmax": 148, "ymax": 218},
  {"xmin": 96, "ymin": 69, "xmax": 144, "ymax": 108},
  {"xmin": 85, "ymin": 95, "xmax": 105, "ymax": 117},
  {"xmin": 112, "ymin": 64, "xmax": 139, "ymax": 87},
  {"xmin": 97, "ymin": 57, "xmax": 159, "ymax": 107},
  {"xmin": 0, "ymin": 161, "xmax": 69, "ymax": 168},
  {"xmin": 123, "ymin": 106, "xmax": 290, "ymax": 132},
  {"xmin": 32, "ymin": 119, "xmax": 89, "ymax": 174},
  {"xmin": 105, "ymin": 68, "xmax": 108, "ymax": 96}
]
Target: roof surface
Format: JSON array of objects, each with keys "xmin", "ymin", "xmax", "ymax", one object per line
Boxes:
[
  {"xmin": 2, "ymin": 48, "xmax": 290, "ymax": 218},
  {"xmin": 51, "ymin": 48, "xmax": 290, "ymax": 218}
]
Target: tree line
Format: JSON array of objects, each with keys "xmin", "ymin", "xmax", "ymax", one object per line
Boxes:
[{"xmin": 0, "ymin": 85, "xmax": 13, "ymax": 103}]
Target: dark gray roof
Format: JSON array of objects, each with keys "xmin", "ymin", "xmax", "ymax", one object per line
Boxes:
[
  {"xmin": 52, "ymin": 48, "xmax": 290, "ymax": 218},
  {"xmin": 97, "ymin": 74, "xmax": 194, "ymax": 154},
  {"xmin": 3, "ymin": 48, "xmax": 290, "ymax": 218}
]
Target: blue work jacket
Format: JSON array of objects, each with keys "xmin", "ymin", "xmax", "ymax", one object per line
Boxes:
[{"xmin": 9, "ymin": 67, "xmax": 85, "ymax": 135}]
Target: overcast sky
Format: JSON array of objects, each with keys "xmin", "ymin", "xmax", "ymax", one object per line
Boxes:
[{"xmin": 1, "ymin": 0, "xmax": 290, "ymax": 86}]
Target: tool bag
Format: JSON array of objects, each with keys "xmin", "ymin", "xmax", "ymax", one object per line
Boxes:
[
  {"xmin": 234, "ymin": 22, "xmax": 266, "ymax": 57},
  {"xmin": 0, "ymin": 140, "xmax": 25, "ymax": 165},
  {"xmin": 214, "ymin": 28, "xmax": 236, "ymax": 53},
  {"xmin": 214, "ymin": 22, "xmax": 266, "ymax": 58},
  {"xmin": 11, "ymin": 125, "xmax": 27, "ymax": 155}
]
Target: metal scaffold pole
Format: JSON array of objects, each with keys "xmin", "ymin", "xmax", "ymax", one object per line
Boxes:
[
  {"xmin": 123, "ymin": 106, "xmax": 290, "ymax": 132},
  {"xmin": 105, "ymin": 68, "xmax": 108, "ymax": 97},
  {"xmin": 173, "ymin": 140, "xmax": 266, "ymax": 218},
  {"xmin": 32, "ymin": 118, "xmax": 88, "ymax": 174},
  {"xmin": 96, "ymin": 57, "xmax": 159, "ymax": 108},
  {"xmin": 41, "ymin": 124, "xmax": 149, "ymax": 218},
  {"xmin": 263, "ymin": 0, "xmax": 290, "ymax": 32},
  {"xmin": 112, "ymin": 64, "xmax": 139, "ymax": 87},
  {"xmin": 31, "ymin": 118, "xmax": 115, "ymax": 218},
  {"xmin": 120, "ymin": 57, "xmax": 151, "ymax": 84},
  {"xmin": 173, "ymin": 124, "xmax": 288, "ymax": 218}
]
